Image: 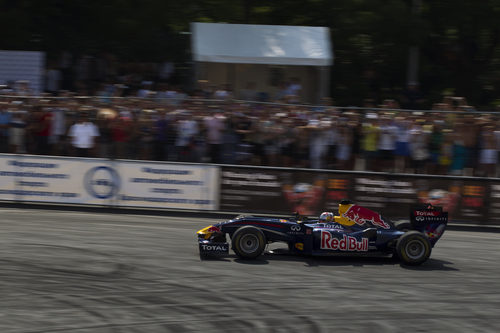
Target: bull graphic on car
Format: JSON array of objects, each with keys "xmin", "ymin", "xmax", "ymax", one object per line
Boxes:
[{"xmin": 341, "ymin": 204, "xmax": 391, "ymax": 229}]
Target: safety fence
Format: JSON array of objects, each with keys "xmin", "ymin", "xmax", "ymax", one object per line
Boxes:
[
  {"xmin": 1, "ymin": 154, "xmax": 499, "ymax": 225},
  {"xmin": 3, "ymin": 94, "xmax": 500, "ymax": 114}
]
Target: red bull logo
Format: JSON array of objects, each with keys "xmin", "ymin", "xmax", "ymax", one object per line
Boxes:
[
  {"xmin": 342, "ymin": 205, "xmax": 390, "ymax": 229},
  {"xmin": 321, "ymin": 232, "xmax": 368, "ymax": 251}
]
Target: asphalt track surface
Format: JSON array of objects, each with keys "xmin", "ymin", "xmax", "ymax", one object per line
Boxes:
[{"xmin": 1, "ymin": 208, "xmax": 500, "ymax": 333}]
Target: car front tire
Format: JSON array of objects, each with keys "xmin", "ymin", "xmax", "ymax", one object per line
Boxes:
[{"xmin": 231, "ymin": 226, "xmax": 266, "ymax": 259}]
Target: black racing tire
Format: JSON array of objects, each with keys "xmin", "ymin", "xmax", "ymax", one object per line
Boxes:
[
  {"xmin": 231, "ymin": 226, "xmax": 266, "ymax": 259},
  {"xmin": 396, "ymin": 231, "xmax": 432, "ymax": 266}
]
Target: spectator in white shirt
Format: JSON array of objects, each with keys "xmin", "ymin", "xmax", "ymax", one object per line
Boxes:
[
  {"xmin": 204, "ymin": 113, "xmax": 225, "ymax": 163},
  {"xmin": 394, "ymin": 117, "xmax": 412, "ymax": 172},
  {"xmin": 68, "ymin": 112, "xmax": 100, "ymax": 157},
  {"xmin": 175, "ymin": 112, "xmax": 199, "ymax": 162},
  {"xmin": 377, "ymin": 117, "xmax": 398, "ymax": 172}
]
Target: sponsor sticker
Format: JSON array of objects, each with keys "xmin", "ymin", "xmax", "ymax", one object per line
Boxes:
[
  {"xmin": 200, "ymin": 244, "xmax": 228, "ymax": 252},
  {"xmin": 320, "ymin": 231, "xmax": 368, "ymax": 251},
  {"xmin": 414, "ymin": 215, "xmax": 447, "ymax": 223},
  {"xmin": 320, "ymin": 224, "xmax": 344, "ymax": 230},
  {"xmin": 342, "ymin": 205, "xmax": 390, "ymax": 229},
  {"xmin": 84, "ymin": 166, "xmax": 121, "ymax": 199},
  {"xmin": 414, "ymin": 210, "xmax": 440, "ymax": 217},
  {"xmin": 288, "ymin": 224, "xmax": 303, "ymax": 235}
]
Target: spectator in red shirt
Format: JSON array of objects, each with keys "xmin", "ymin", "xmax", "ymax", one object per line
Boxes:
[
  {"xmin": 111, "ymin": 116, "xmax": 130, "ymax": 159},
  {"xmin": 34, "ymin": 105, "xmax": 52, "ymax": 155}
]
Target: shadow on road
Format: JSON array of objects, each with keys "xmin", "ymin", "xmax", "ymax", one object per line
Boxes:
[
  {"xmin": 400, "ymin": 258, "xmax": 458, "ymax": 271},
  {"xmin": 204, "ymin": 249, "xmax": 458, "ymax": 271}
]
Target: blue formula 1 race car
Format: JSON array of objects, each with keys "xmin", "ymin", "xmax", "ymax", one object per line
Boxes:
[{"xmin": 197, "ymin": 200, "xmax": 448, "ymax": 265}]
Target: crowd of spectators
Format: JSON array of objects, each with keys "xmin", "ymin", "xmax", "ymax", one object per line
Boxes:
[{"xmin": 1, "ymin": 80, "xmax": 500, "ymax": 178}]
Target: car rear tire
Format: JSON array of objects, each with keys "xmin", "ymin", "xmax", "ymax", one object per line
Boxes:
[
  {"xmin": 396, "ymin": 231, "xmax": 432, "ymax": 266},
  {"xmin": 232, "ymin": 226, "xmax": 266, "ymax": 259}
]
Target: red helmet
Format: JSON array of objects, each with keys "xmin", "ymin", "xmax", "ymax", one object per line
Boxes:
[{"xmin": 319, "ymin": 212, "xmax": 334, "ymax": 222}]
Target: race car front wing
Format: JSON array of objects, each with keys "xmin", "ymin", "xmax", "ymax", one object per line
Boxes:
[{"xmin": 199, "ymin": 239, "xmax": 229, "ymax": 256}]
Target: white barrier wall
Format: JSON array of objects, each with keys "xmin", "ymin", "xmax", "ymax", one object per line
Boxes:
[{"xmin": 0, "ymin": 155, "xmax": 219, "ymax": 211}]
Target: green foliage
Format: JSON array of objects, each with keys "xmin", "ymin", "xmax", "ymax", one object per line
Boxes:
[{"xmin": 0, "ymin": 0, "xmax": 500, "ymax": 108}]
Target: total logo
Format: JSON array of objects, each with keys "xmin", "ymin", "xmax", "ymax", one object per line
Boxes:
[
  {"xmin": 321, "ymin": 224, "xmax": 344, "ymax": 230},
  {"xmin": 84, "ymin": 166, "xmax": 120, "ymax": 199},
  {"xmin": 320, "ymin": 231, "xmax": 368, "ymax": 251},
  {"xmin": 201, "ymin": 244, "xmax": 228, "ymax": 251},
  {"xmin": 415, "ymin": 210, "xmax": 440, "ymax": 216}
]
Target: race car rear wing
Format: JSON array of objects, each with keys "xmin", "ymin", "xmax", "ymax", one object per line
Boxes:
[
  {"xmin": 411, "ymin": 204, "xmax": 448, "ymax": 225},
  {"xmin": 410, "ymin": 204, "xmax": 448, "ymax": 245}
]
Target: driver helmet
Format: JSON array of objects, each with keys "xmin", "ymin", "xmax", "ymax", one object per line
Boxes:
[{"xmin": 319, "ymin": 212, "xmax": 334, "ymax": 223}]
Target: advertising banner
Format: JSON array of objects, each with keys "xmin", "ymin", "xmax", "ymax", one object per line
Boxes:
[
  {"xmin": 488, "ymin": 182, "xmax": 500, "ymax": 223},
  {"xmin": 0, "ymin": 156, "xmax": 17, "ymax": 201},
  {"xmin": 114, "ymin": 161, "xmax": 219, "ymax": 210},
  {"xmin": 0, "ymin": 155, "xmax": 115, "ymax": 205},
  {"xmin": 220, "ymin": 167, "xmax": 341, "ymax": 215},
  {"xmin": 0, "ymin": 155, "xmax": 219, "ymax": 211},
  {"xmin": 220, "ymin": 166, "xmax": 500, "ymax": 225},
  {"xmin": 350, "ymin": 174, "xmax": 488, "ymax": 223}
]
